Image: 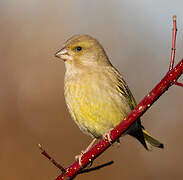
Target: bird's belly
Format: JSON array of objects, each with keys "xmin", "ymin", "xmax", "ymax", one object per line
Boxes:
[{"xmin": 64, "ymin": 77, "xmax": 131, "ymax": 138}]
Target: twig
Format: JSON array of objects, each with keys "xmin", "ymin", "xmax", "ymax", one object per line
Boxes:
[
  {"xmin": 173, "ymin": 81, "xmax": 183, "ymax": 87},
  {"xmin": 168, "ymin": 15, "xmax": 183, "ymax": 87},
  {"xmin": 38, "ymin": 144, "xmax": 66, "ymax": 173},
  {"xmin": 54, "ymin": 16, "xmax": 183, "ymax": 180},
  {"xmin": 169, "ymin": 15, "xmax": 177, "ymax": 71}
]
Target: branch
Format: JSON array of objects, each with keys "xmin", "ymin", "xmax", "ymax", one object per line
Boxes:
[{"xmin": 54, "ymin": 16, "xmax": 183, "ymax": 180}]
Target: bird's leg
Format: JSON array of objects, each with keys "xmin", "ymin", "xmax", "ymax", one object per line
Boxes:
[{"xmin": 75, "ymin": 138, "xmax": 97, "ymax": 167}]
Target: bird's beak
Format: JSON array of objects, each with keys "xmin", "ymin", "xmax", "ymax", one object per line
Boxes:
[{"xmin": 55, "ymin": 48, "xmax": 73, "ymax": 61}]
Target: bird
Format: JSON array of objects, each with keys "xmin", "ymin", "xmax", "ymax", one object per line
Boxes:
[{"xmin": 55, "ymin": 34, "xmax": 163, "ymax": 165}]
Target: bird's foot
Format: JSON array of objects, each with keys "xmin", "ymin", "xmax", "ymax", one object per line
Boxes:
[
  {"xmin": 75, "ymin": 138, "xmax": 97, "ymax": 167},
  {"xmin": 75, "ymin": 151, "xmax": 85, "ymax": 167},
  {"xmin": 103, "ymin": 128, "xmax": 113, "ymax": 144}
]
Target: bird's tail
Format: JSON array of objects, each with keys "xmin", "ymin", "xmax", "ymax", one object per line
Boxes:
[
  {"xmin": 142, "ymin": 129, "xmax": 164, "ymax": 150},
  {"xmin": 129, "ymin": 126, "xmax": 164, "ymax": 150}
]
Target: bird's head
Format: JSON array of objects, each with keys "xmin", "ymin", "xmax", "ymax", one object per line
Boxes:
[{"xmin": 55, "ymin": 35, "xmax": 111, "ymax": 71}]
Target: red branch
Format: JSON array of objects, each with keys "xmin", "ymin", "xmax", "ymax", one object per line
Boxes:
[
  {"xmin": 53, "ymin": 16, "xmax": 183, "ymax": 180},
  {"xmin": 55, "ymin": 59, "xmax": 183, "ymax": 180}
]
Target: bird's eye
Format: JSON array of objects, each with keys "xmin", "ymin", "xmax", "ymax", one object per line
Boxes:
[{"xmin": 75, "ymin": 46, "xmax": 82, "ymax": 51}]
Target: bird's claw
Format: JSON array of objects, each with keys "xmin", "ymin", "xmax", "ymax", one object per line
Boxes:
[
  {"xmin": 104, "ymin": 128, "xmax": 113, "ymax": 144},
  {"xmin": 75, "ymin": 151, "xmax": 84, "ymax": 167}
]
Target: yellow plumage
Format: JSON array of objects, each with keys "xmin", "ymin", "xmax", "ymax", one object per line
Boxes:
[
  {"xmin": 55, "ymin": 34, "xmax": 163, "ymax": 150},
  {"xmin": 65, "ymin": 70, "xmax": 130, "ymax": 138}
]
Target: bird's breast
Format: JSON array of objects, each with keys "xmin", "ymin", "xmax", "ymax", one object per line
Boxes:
[{"xmin": 64, "ymin": 72, "xmax": 131, "ymax": 138}]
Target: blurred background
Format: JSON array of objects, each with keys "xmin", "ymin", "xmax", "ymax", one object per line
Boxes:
[{"xmin": 0, "ymin": 0, "xmax": 183, "ymax": 180}]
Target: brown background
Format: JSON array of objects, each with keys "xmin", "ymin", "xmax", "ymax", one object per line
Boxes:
[{"xmin": 0, "ymin": 1, "xmax": 183, "ymax": 180}]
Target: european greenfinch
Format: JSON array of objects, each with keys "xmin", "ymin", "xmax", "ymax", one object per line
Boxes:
[{"xmin": 55, "ymin": 35, "xmax": 163, "ymax": 163}]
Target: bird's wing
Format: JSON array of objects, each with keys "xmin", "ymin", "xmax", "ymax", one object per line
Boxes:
[{"xmin": 116, "ymin": 74, "xmax": 137, "ymax": 110}]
